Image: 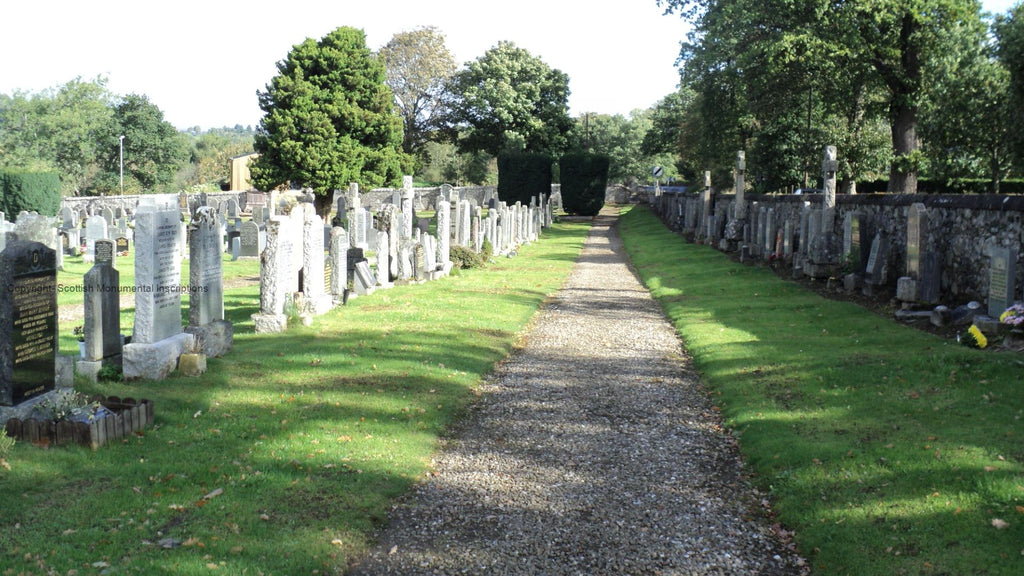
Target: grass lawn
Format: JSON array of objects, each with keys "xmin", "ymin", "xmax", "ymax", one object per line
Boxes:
[
  {"xmin": 618, "ymin": 205, "xmax": 1024, "ymax": 576},
  {"xmin": 0, "ymin": 220, "xmax": 589, "ymax": 576}
]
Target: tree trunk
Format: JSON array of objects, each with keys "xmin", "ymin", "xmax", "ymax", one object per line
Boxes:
[
  {"xmin": 313, "ymin": 192, "xmax": 333, "ymax": 221},
  {"xmin": 888, "ymin": 101, "xmax": 919, "ymax": 195}
]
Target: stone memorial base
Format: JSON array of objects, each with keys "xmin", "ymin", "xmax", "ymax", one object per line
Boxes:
[
  {"xmin": 0, "ymin": 387, "xmax": 75, "ymax": 428},
  {"xmin": 185, "ymin": 320, "xmax": 234, "ymax": 357},
  {"xmin": 804, "ymin": 262, "xmax": 836, "ymax": 279},
  {"xmin": 354, "ymin": 277, "xmax": 376, "ymax": 296},
  {"xmin": 252, "ymin": 313, "xmax": 288, "ymax": 334},
  {"xmin": 75, "ymin": 354, "xmax": 122, "ymax": 383},
  {"xmin": 300, "ymin": 295, "xmax": 335, "ymax": 316},
  {"xmin": 123, "ymin": 333, "xmax": 194, "ymax": 381}
]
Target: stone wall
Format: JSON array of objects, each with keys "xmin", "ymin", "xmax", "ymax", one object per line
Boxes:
[{"xmin": 651, "ymin": 189, "xmax": 1024, "ymax": 307}]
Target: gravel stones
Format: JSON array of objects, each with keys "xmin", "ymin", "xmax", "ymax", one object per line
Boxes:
[{"xmin": 348, "ymin": 209, "xmax": 805, "ymax": 575}]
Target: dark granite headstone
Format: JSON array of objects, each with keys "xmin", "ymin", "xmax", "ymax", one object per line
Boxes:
[
  {"xmin": 920, "ymin": 251, "xmax": 942, "ymax": 304},
  {"xmin": 1, "ymin": 241, "xmax": 57, "ymax": 406},
  {"xmin": 116, "ymin": 236, "xmax": 129, "ymax": 254},
  {"xmin": 95, "ymin": 239, "xmax": 115, "ymax": 266},
  {"xmin": 346, "ymin": 248, "xmax": 365, "ymax": 274}
]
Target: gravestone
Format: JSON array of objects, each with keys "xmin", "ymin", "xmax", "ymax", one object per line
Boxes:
[
  {"xmin": 252, "ymin": 217, "xmax": 296, "ymax": 333},
  {"xmin": 375, "ymin": 230, "xmax": 393, "ymax": 288},
  {"xmin": 920, "ymin": 251, "xmax": 942, "ymax": 304},
  {"xmin": 329, "ymin": 227, "xmax": 349, "ymax": 303},
  {"xmin": 58, "ymin": 206, "xmax": 76, "ymax": 230},
  {"xmin": 862, "ymin": 232, "xmax": 890, "ymax": 296},
  {"xmin": 116, "ymin": 236, "xmax": 129, "ymax": 254},
  {"xmin": 436, "ymin": 199, "xmax": 452, "ymax": 273},
  {"xmin": 354, "ymin": 261, "xmax": 376, "ymax": 296},
  {"xmin": 400, "ymin": 175, "xmax": 415, "ymax": 241},
  {"xmin": 123, "ymin": 197, "xmax": 194, "ymax": 380},
  {"xmin": 734, "ymin": 150, "xmax": 746, "ymax": 219},
  {"xmin": 897, "ymin": 203, "xmax": 930, "ymax": 302},
  {"xmin": 185, "ymin": 207, "xmax": 233, "ymax": 357},
  {"xmin": 987, "ymin": 246, "xmax": 1017, "ymax": 318},
  {"xmin": 239, "ymin": 221, "xmax": 264, "ymax": 258},
  {"xmin": 377, "ymin": 204, "xmax": 400, "ymax": 281},
  {"xmin": 301, "ymin": 212, "xmax": 333, "ymax": 315},
  {"xmin": 0, "ymin": 241, "xmax": 57, "ymax": 406},
  {"xmin": 84, "ymin": 215, "xmax": 108, "ymax": 262},
  {"xmin": 80, "ymin": 239, "xmax": 122, "ymax": 372}
]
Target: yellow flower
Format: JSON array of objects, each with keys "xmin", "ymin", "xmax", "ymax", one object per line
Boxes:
[{"xmin": 968, "ymin": 324, "xmax": 988, "ymax": 349}]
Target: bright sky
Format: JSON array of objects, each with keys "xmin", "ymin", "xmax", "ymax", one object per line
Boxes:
[
  {"xmin": 0, "ymin": 0, "xmax": 690, "ymax": 130},
  {"xmin": 1, "ymin": 1, "xmax": 1017, "ymax": 131}
]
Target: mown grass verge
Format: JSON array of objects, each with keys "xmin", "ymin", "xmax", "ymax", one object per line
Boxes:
[
  {"xmin": 618, "ymin": 205, "xmax": 1024, "ymax": 576},
  {"xmin": 0, "ymin": 220, "xmax": 589, "ymax": 576}
]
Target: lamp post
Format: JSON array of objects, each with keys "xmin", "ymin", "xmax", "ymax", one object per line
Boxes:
[{"xmin": 119, "ymin": 135, "xmax": 124, "ymax": 195}]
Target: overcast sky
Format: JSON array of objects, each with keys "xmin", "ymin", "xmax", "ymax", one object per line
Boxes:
[{"xmin": 0, "ymin": 0, "xmax": 1017, "ymax": 131}]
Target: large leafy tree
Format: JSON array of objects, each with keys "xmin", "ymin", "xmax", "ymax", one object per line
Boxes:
[
  {"xmin": 922, "ymin": 14, "xmax": 1011, "ymax": 189},
  {"xmin": 996, "ymin": 3, "xmax": 1024, "ymax": 174},
  {"xmin": 251, "ymin": 26, "xmax": 412, "ymax": 216},
  {"xmin": 449, "ymin": 41, "xmax": 574, "ymax": 157},
  {"xmin": 0, "ymin": 77, "xmax": 116, "ymax": 195},
  {"xmin": 103, "ymin": 93, "xmax": 189, "ymax": 193},
  {"xmin": 579, "ymin": 109, "xmax": 680, "ymax": 185},
  {"xmin": 377, "ymin": 27, "xmax": 457, "ymax": 165},
  {"xmin": 660, "ymin": 0, "xmax": 984, "ymax": 194}
]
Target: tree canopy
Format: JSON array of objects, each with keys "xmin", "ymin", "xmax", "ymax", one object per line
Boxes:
[
  {"xmin": 658, "ymin": 0, "xmax": 992, "ymax": 193},
  {"xmin": 378, "ymin": 26, "xmax": 457, "ymax": 165},
  {"xmin": 251, "ymin": 26, "xmax": 412, "ymax": 214},
  {"xmin": 0, "ymin": 77, "xmax": 190, "ymax": 196},
  {"xmin": 448, "ymin": 41, "xmax": 574, "ymax": 157}
]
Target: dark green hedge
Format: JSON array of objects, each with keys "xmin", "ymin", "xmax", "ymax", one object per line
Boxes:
[
  {"xmin": 497, "ymin": 152, "xmax": 552, "ymax": 206},
  {"xmin": 0, "ymin": 171, "xmax": 61, "ymax": 216},
  {"xmin": 559, "ymin": 152, "xmax": 608, "ymax": 216}
]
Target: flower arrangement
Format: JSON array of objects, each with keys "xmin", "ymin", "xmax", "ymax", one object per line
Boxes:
[
  {"xmin": 999, "ymin": 304, "xmax": 1024, "ymax": 328},
  {"xmin": 959, "ymin": 324, "xmax": 988, "ymax": 349},
  {"xmin": 73, "ymin": 325, "xmax": 85, "ymax": 342}
]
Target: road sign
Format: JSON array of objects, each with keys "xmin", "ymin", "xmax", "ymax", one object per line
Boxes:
[{"xmin": 652, "ymin": 165, "xmax": 664, "ymax": 178}]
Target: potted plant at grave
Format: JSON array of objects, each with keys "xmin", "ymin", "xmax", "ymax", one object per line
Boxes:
[{"xmin": 74, "ymin": 325, "xmax": 86, "ymax": 357}]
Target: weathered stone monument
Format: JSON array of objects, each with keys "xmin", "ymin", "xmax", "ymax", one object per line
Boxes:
[
  {"xmin": 252, "ymin": 217, "xmax": 296, "ymax": 333},
  {"xmin": 77, "ymin": 239, "xmax": 122, "ymax": 381},
  {"xmin": 239, "ymin": 220, "xmax": 265, "ymax": 258},
  {"xmin": 123, "ymin": 196, "xmax": 194, "ymax": 380},
  {"xmin": 436, "ymin": 198, "xmax": 452, "ymax": 274},
  {"xmin": 987, "ymin": 246, "xmax": 1017, "ymax": 318},
  {"xmin": 0, "ymin": 240, "xmax": 57, "ymax": 406},
  {"xmin": 300, "ymin": 209, "xmax": 333, "ymax": 315},
  {"xmin": 897, "ymin": 203, "xmax": 928, "ymax": 302},
  {"xmin": 329, "ymin": 227, "xmax": 349, "ymax": 304},
  {"xmin": 862, "ymin": 231, "xmax": 890, "ymax": 296},
  {"xmin": 185, "ymin": 207, "xmax": 233, "ymax": 357}
]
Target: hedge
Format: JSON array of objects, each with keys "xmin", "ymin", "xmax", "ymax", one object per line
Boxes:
[
  {"xmin": 497, "ymin": 152, "xmax": 552, "ymax": 206},
  {"xmin": 0, "ymin": 171, "xmax": 61, "ymax": 216},
  {"xmin": 559, "ymin": 152, "xmax": 609, "ymax": 216}
]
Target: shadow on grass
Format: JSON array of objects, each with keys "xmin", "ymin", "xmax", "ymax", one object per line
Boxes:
[{"xmin": 618, "ymin": 205, "xmax": 1024, "ymax": 576}]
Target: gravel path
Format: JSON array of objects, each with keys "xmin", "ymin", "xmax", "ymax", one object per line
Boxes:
[{"xmin": 347, "ymin": 208, "xmax": 805, "ymax": 575}]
